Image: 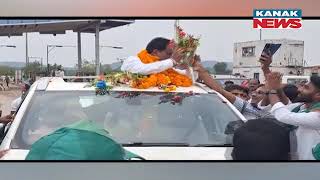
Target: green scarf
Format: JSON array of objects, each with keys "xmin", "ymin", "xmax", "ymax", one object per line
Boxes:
[{"xmin": 291, "ymin": 102, "xmax": 320, "ymax": 113}]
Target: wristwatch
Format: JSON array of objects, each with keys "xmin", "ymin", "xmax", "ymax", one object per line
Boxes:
[{"xmin": 266, "ymin": 89, "xmax": 278, "ymax": 95}]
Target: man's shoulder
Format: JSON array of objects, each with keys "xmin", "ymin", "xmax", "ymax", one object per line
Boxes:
[
  {"xmin": 11, "ymin": 97, "xmax": 22, "ymax": 111},
  {"xmin": 122, "ymin": 56, "xmax": 139, "ymax": 64},
  {"xmin": 287, "ymin": 102, "xmax": 304, "ymax": 110},
  {"xmin": 126, "ymin": 56, "xmax": 139, "ymax": 60}
]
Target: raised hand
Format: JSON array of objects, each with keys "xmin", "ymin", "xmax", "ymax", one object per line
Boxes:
[
  {"xmin": 259, "ymin": 52, "xmax": 272, "ymax": 68},
  {"xmin": 192, "ymin": 60, "xmax": 206, "ymax": 73},
  {"xmin": 171, "ymin": 47, "xmax": 185, "ymax": 64},
  {"xmin": 266, "ymin": 72, "xmax": 283, "ymax": 90}
]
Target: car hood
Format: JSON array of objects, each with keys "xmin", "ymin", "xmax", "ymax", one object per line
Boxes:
[{"xmin": 0, "ymin": 147, "xmax": 233, "ymax": 160}]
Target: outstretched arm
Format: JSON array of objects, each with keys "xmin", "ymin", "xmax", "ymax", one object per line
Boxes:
[
  {"xmin": 194, "ymin": 62, "xmax": 236, "ymax": 103},
  {"xmin": 121, "ymin": 48, "xmax": 185, "ymax": 75},
  {"xmin": 121, "ymin": 56, "xmax": 174, "ymax": 75}
]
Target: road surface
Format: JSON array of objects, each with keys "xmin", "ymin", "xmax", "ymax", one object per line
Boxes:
[{"xmin": 0, "ymin": 84, "xmax": 20, "ymax": 116}]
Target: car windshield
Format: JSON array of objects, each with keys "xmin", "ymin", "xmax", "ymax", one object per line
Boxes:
[{"xmin": 11, "ymin": 91, "xmax": 240, "ymax": 149}]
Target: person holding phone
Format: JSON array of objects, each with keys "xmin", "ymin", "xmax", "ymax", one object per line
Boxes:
[
  {"xmin": 258, "ymin": 51, "xmax": 291, "ymax": 109},
  {"xmin": 193, "ymin": 60, "xmax": 272, "ymax": 120},
  {"xmin": 265, "ymin": 71, "xmax": 320, "ymax": 160}
]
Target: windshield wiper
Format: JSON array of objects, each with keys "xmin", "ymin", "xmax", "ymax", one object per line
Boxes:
[
  {"xmin": 193, "ymin": 143, "xmax": 233, "ymax": 147},
  {"xmin": 122, "ymin": 142, "xmax": 190, "ymax": 147}
]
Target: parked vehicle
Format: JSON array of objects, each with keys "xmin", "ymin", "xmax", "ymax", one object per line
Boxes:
[{"xmin": 0, "ymin": 77, "xmax": 246, "ymax": 160}]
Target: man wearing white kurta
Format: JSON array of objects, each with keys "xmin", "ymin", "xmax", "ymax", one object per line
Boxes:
[
  {"xmin": 121, "ymin": 37, "xmax": 197, "ymax": 79},
  {"xmin": 266, "ymin": 72, "xmax": 320, "ymax": 160}
]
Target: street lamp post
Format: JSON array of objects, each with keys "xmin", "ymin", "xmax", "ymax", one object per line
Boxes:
[
  {"xmin": 100, "ymin": 45, "xmax": 123, "ymax": 49},
  {"xmin": 0, "ymin": 45, "xmax": 16, "ymax": 48},
  {"xmin": 46, "ymin": 45, "xmax": 76, "ymax": 76}
]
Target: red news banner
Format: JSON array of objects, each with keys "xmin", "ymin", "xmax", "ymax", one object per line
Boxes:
[{"xmin": 253, "ymin": 9, "xmax": 302, "ymax": 29}]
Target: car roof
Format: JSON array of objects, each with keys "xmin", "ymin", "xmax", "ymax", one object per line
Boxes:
[{"xmin": 36, "ymin": 77, "xmax": 213, "ymax": 94}]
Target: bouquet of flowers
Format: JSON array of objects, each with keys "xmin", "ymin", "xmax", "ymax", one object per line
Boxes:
[
  {"xmin": 175, "ymin": 26, "xmax": 200, "ymax": 66},
  {"xmin": 174, "ymin": 25, "xmax": 200, "ymax": 82}
]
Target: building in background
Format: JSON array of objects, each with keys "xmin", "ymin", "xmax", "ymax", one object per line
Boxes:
[
  {"xmin": 233, "ymin": 39, "xmax": 304, "ymax": 82},
  {"xmin": 304, "ymin": 65, "xmax": 320, "ymax": 76}
]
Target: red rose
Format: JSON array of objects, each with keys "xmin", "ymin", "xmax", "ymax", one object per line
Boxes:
[
  {"xmin": 179, "ymin": 32, "xmax": 186, "ymax": 37},
  {"xmin": 172, "ymin": 96, "xmax": 182, "ymax": 102}
]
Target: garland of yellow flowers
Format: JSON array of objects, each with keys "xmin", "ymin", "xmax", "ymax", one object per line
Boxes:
[{"xmin": 130, "ymin": 49, "xmax": 192, "ymax": 89}]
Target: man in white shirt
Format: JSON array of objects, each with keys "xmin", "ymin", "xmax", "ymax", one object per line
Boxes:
[
  {"xmin": 266, "ymin": 71, "xmax": 320, "ymax": 160},
  {"xmin": 121, "ymin": 37, "xmax": 196, "ymax": 79},
  {"xmin": 10, "ymin": 81, "xmax": 31, "ymax": 114},
  {"xmin": 55, "ymin": 68, "xmax": 65, "ymax": 77}
]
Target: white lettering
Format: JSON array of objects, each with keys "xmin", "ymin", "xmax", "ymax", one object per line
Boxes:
[
  {"xmin": 256, "ymin": 11, "xmax": 264, "ymax": 17},
  {"xmin": 265, "ymin": 11, "xmax": 272, "ymax": 16},
  {"xmin": 282, "ymin": 11, "xmax": 290, "ymax": 16},
  {"xmin": 290, "ymin": 10, "xmax": 298, "ymax": 17},
  {"xmin": 273, "ymin": 11, "xmax": 281, "ymax": 17}
]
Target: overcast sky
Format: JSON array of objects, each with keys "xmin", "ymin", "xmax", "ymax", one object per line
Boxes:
[
  {"xmin": 0, "ymin": 20, "xmax": 319, "ymax": 67},
  {"xmin": 0, "ymin": 163, "xmax": 319, "ymax": 180}
]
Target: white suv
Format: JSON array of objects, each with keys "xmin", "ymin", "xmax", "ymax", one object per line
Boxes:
[{"xmin": 0, "ymin": 77, "xmax": 246, "ymax": 160}]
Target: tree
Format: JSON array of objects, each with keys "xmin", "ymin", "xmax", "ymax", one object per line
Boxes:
[
  {"xmin": 0, "ymin": 66, "xmax": 15, "ymax": 76},
  {"xmin": 205, "ymin": 66, "xmax": 215, "ymax": 74},
  {"xmin": 102, "ymin": 64, "xmax": 113, "ymax": 73},
  {"xmin": 81, "ymin": 60, "xmax": 96, "ymax": 75},
  {"xmin": 214, "ymin": 62, "xmax": 228, "ymax": 75},
  {"xmin": 23, "ymin": 61, "xmax": 42, "ymax": 76}
]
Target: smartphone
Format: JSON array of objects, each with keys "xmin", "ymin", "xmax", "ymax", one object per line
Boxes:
[{"xmin": 261, "ymin": 43, "xmax": 281, "ymax": 57}]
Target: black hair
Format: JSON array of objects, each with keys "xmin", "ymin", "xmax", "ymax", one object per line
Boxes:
[
  {"xmin": 225, "ymin": 84, "xmax": 249, "ymax": 95},
  {"xmin": 250, "ymin": 78, "xmax": 260, "ymax": 84},
  {"xmin": 224, "ymin": 81, "xmax": 234, "ymax": 86},
  {"xmin": 310, "ymin": 74, "xmax": 320, "ymax": 90},
  {"xmin": 283, "ymin": 84, "xmax": 299, "ymax": 102},
  {"xmin": 232, "ymin": 118, "xmax": 290, "ymax": 160},
  {"xmin": 25, "ymin": 83, "xmax": 31, "ymax": 91},
  {"xmin": 146, "ymin": 37, "xmax": 170, "ymax": 54},
  {"xmin": 256, "ymin": 84, "xmax": 265, "ymax": 88}
]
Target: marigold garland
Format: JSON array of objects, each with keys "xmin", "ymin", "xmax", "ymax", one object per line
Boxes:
[{"xmin": 131, "ymin": 49, "xmax": 192, "ymax": 89}]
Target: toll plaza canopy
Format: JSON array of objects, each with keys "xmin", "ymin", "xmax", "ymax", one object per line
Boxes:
[
  {"xmin": 0, "ymin": 19, "xmax": 135, "ymax": 75},
  {"xmin": 0, "ymin": 19, "xmax": 134, "ymax": 36}
]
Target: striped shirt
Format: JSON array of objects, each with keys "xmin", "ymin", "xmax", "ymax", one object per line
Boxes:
[{"xmin": 233, "ymin": 97, "xmax": 273, "ymax": 120}]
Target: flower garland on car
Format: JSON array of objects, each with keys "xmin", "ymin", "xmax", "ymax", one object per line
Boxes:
[
  {"xmin": 92, "ymin": 75, "xmax": 113, "ymax": 95},
  {"xmin": 158, "ymin": 91, "xmax": 196, "ymax": 105}
]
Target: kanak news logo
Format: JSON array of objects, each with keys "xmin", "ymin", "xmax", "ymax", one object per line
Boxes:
[{"xmin": 253, "ymin": 9, "xmax": 302, "ymax": 29}]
